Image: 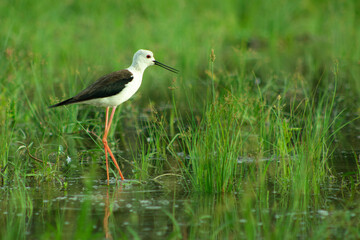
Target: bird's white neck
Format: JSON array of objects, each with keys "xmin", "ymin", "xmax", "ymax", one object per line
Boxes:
[{"xmin": 127, "ymin": 61, "xmax": 149, "ymax": 75}]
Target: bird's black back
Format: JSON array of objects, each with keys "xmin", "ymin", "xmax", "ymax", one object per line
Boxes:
[{"xmin": 49, "ymin": 69, "xmax": 134, "ymax": 108}]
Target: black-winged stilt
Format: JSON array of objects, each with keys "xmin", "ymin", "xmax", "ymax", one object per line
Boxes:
[{"xmin": 50, "ymin": 49, "xmax": 178, "ymax": 184}]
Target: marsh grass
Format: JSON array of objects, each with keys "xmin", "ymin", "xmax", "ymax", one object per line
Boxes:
[
  {"xmin": 1, "ymin": 0, "xmax": 358, "ymax": 187},
  {"xmin": 145, "ymin": 52, "xmax": 342, "ymax": 196}
]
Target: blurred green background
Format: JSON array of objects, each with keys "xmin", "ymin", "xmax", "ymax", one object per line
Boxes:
[{"xmin": 2, "ymin": 0, "xmax": 359, "ymax": 106}]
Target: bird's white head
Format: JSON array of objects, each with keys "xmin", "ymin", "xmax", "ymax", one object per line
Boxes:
[
  {"xmin": 129, "ymin": 49, "xmax": 155, "ymax": 72},
  {"xmin": 129, "ymin": 49, "xmax": 179, "ymax": 74}
]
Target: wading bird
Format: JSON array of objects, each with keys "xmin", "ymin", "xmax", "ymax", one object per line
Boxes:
[{"xmin": 50, "ymin": 49, "xmax": 178, "ymax": 184}]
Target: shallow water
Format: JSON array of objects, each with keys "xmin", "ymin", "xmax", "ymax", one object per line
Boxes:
[
  {"xmin": 1, "ymin": 179, "xmax": 186, "ymax": 239},
  {"xmin": 1, "ymin": 150, "xmax": 359, "ymax": 239}
]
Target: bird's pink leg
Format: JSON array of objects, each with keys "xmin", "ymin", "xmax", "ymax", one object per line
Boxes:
[
  {"xmin": 104, "ymin": 145, "xmax": 125, "ymax": 180},
  {"xmin": 102, "ymin": 106, "xmax": 125, "ymax": 182},
  {"xmin": 104, "ymin": 107, "xmax": 110, "ymax": 184}
]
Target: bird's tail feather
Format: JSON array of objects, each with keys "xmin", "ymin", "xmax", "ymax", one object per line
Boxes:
[{"xmin": 49, "ymin": 98, "xmax": 76, "ymax": 108}]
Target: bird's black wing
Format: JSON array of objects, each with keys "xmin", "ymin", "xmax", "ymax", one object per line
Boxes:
[{"xmin": 49, "ymin": 70, "xmax": 134, "ymax": 108}]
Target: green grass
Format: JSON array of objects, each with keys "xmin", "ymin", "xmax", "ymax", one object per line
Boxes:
[{"xmin": 1, "ymin": 0, "xmax": 360, "ymax": 239}]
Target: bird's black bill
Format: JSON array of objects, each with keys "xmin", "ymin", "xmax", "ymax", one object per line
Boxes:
[{"xmin": 154, "ymin": 60, "xmax": 179, "ymax": 74}]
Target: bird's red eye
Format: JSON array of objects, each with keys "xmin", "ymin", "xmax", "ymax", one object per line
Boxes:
[{"xmin": 146, "ymin": 55, "xmax": 151, "ymax": 58}]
